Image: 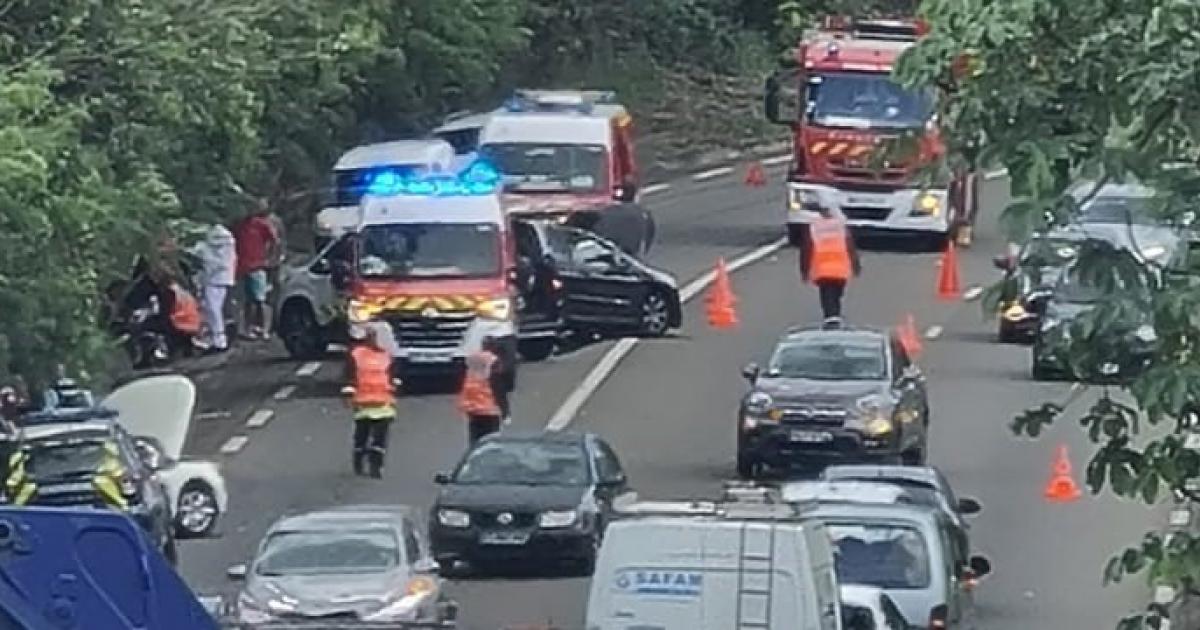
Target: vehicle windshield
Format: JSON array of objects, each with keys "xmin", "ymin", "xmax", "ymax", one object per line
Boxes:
[
  {"xmin": 769, "ymin": 335, "xmax": 887, "ymax": 380},
  {"xmin": 454, "ymin": 440, "xmax": 590, "ymax": 486},
  {"xmin": 255, "ymin": 528, "xmax": 399, "ymax": 577},
  {"xmin": 806, "ymin": 72, "xmax": 934, "ymax": 130},
  {"xmin": 358, "ymin": 222, "xmax": 501, "ymax": 279},
  {"xmin": 24, "ymin": 439, "xmax": 110, "ymax": 479},
  {"xmin": 1080, "ymin": 196, "xmax": 1157, "ymax": 225},
  {"xmin": 1055, "ymin": 264, "xmax": 1146, "ymax": 304},
  {"xmin": 481, "ymin": 143, "xmax": 607, "ymax": 194},
  {"xmin": 828, "ymin": 523, "xmax": 932, "ymax": 589}
]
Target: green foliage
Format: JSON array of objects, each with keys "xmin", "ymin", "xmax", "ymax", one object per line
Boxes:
[{"xmin": 896, "ymin": 0, "xmax": 1200, "ymax": 625}]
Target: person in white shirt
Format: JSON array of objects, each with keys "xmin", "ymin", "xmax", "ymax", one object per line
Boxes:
[{"xmin": 192, "ymin": 224, "xmax": 237, "ymax": 353}]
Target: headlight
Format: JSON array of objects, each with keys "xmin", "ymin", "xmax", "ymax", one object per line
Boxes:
[
  {"xmin": 348, "ymin": 299, "xmax": 376, "ymax": 323},
  {"xmin": 361, "ymin": 578, "xmax": 437, "ymax": 622},
  {"xmin": 538, "ymin": 509, "xmax": 578, "ymax": 528},
  {"xmin": 236, "ymin": 594, "xmax": 273, "ymax": 624},
  {"xmin": 1142, "ymin": 245, "xmax": 1167, "ymax": 260},
  {"xmin": 911, "ymin": 193, "xmax": 942, "ymax": 216},
  {"xmin": 437, "ymin": 509, "xmax": 470, "ymax": 528},
  {"xmin": 744, "ymin": 392, "xmax": 774, "ymax": 415},
  {"xmin": 788, "ymin": 188, "xmax": 820, "ymax": 211},
  {"xmin": 266, "ymin": 599, "xmax": 297, "ymax": 614},
  {"xmin": 1002, "ymin": 302, "xmax": 1027, "ymax": 321},
  {"xmin": 864, "ymin": 416, "xmax": 894, "ymax": 436},
  {"xmin": 856, "ymin": 394, "xmax": 891, "ymax": 413},
  {"xmin": 476, "ymin": 297, "xmax": 512, "ymax": 321},
  {"xmin": 1134, "ymin": 324, "xmax": 1157, "ymax": 342}
]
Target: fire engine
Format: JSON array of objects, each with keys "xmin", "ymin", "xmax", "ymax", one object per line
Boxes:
[
  {"xmin": 764, "ymin": 16, "xmax": 980, "ymax": 250},
  {"xmin": 478, "ymin": 89, "xmax": 639, "ymax": 221}
]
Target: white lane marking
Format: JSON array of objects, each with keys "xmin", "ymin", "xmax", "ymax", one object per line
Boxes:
[
  {"xmin": 295, "ymin": 361, "xmax": 322, "ymax": 377},
  {"xmin": 219, "ymin": 435, "xmax": 250, "ymax": 454},
  {"xmin": 693, "ymin": 166, "xmax": 734, "ymax": 182},
  {"xmin": 273, "ymin": 385, "xmax": 297, "ymax": 401},
  {"xmin": 962, "ymin": 286, "xmax": 984, "ymax": 301},
  {"xmin": 328, "ymin": 343, "xmax": 347, "ymax": 353},
  {"xmin": 196, "ymin": 410, "xmax": 232, "ymax": 421},
  {"xmin": 1154, "ymin": 585, "xmax": 1176, "ymax": 604},
  {"xmin": 924, "ymin": 325, "xmax": 944, "ymax": 340},
  {"xmin": 641, "ymin": 183, "xmax": 672, "ymax": 196},
  {"xmin": 246, "ymin": 409, "xmax": 275, "ymax": 429},
  {"xmin": 547, "ymin": 237, "xmax": 787, "ymax": 431},
  {"xmin": 985, "ymin": 167, "xmax": 1008, "ymax": 180},
  {"xmin": 761, "ymin": 154, "xmax": 792, "ymax": 166},
  {"xmin": 1169, "ymin": 508, "xmax": 1192, "ymax": 527}
]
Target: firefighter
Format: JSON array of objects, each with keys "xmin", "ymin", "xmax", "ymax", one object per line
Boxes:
[
  {"xmin": 342, "ymin": 323, "xmax": 396, "ymax": 479},
  {"xmin": 458, "ymin": 334, "xmax": 505, "ymax": 447},
  {"xmin": 799, "ymin": 203, "xmax": 861, "ymax": 322}
]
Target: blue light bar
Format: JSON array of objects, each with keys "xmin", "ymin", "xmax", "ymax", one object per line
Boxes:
[
  {"xmin": 363, "ymin": 158, "xmax": 501, "ymax": 197},
  {"xmin": 20, "ymin": 407, "xmax": 118, "ymax": 426}
]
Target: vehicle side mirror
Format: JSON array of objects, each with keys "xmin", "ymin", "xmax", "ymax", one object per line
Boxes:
[
  {"xmin": 331, "ymin": 261, "xmax": 352, "ymax": 291},
  {"xmin": 311, "ymin": 257, "xmax": 331, "ymax": 275},
  {"xmin": 434, "ymin": 472, "xmax": 451, "ymax": 485},
  {"xmin": 967, "ymin": 555, "xmax": 993, "ymax": 579},
  {"xmin": 840, "ymin": 605, "xmax": 876, "ymax": 630},
  {"xmin": 133, "ymin": 437, "xmax": 163, "ymax": 471},
  {"xmin": 227, "ymin": 564, "xmax": 248, "ymax": 581},
  {"xmin": 992, "ymin": 255, "xmax": 1013, "ymax": 271},
  {"xmin": 603, "ymin": 472, "xmax": 627, "ymax": 487},
  {"xmin": 957, "ymin": 497, "xmax": 982, "ymax": 516},
  {"xmin": 613, "ymin": 185, "xmax": 637, "ymax": 203},
  {"xmin": 742, "ymin": 363, "xmax": 760, "ymax": 382},
  {"xmin": 414, "ymin": 557, "xmax": 439, "ymax": 573}
]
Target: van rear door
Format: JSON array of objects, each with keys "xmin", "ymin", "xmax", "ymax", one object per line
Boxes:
[{"xmin": 589, "ymin": 521, "xmax": 710, "ymax": 629}]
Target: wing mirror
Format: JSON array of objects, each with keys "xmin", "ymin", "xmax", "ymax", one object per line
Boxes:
[
  {"xmin": 742, "ymin": 363, "xmax": 760, "ymax": 383},
  {"xmin": 966, "ymin": 555, "xmax": 993, "ymax": 580},
  {"xmin": 434, "ymin": 472, "xmax": 451, "ymax": 485},
  {"xmin": 414, "ymin": 557, "xmax": 439, "ymax": 574},
  {"xmin": 133, "ymin": 437, "xmax": 164, "ymax": 471},
  {"xmin": 841, "ymin": 606, "xmax": 876, "ymax": 630},
  {"xmin": 613, "ymin": 184, "xmax": 637, "ymax": 203},
  {"xmin": 992, "ymin": 255, "xmax": 1014, "ymax": 271},
  {"xmin": 602, "ymin": 472, "xmax": 628, "ymax": 487},
  {"xmin": 331, "ymin": 261, "xmax": 353, "ymax": 292},
  {"xmin": 311, "ymin": 257, "xmax": 331, "ymax": 275},
  {"xmin": 226, "ymin": 564, "xmax": 248, "ymax": 581},
  {"xmin": 957, "ymin": 496, "xmax": 983, "ymax": 516}
]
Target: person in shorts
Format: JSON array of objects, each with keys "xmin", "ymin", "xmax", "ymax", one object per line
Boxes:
[{"xmin": 233, "ymin": 200, "xmax": 279, "ymax": 340}]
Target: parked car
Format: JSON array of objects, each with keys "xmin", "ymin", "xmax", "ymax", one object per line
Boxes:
[
  {"xmin": 228, "ymin": 505, "xmax": 453, "ymax": 624},
  {"xmin": 737, "ymin": 323, "xmax": 929, "ymax": 477},
  {"xmin": 430, "ymin": 431, "xmax": 632, "ymax": 576}
]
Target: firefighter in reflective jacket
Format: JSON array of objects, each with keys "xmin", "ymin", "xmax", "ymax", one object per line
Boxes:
[
  {"xmin": 799, "ymin": 204, "xmax": 861, "ymax": 322},
  {"xmin": 458, "ymin": 335, "xmax": 505, "ymax": 447},
  {"xmin": 5, "ymin": 441, "xmax": 128, "ymax": 509},
  {"xmin": 342, "ymin": 323, "xmax": 396, "ymax": 478}
]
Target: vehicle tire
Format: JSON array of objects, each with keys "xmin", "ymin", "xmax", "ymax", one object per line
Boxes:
[
  {"xmin": 279, "ymin": 302, "xmax": 327, "ymax": 360},
  {"xmin": 639, "ymin": 291, "xmax": 672, "ymax": 337},
  {"xmin": 175, "ymin": 481, "xmax": 220, "ymax": 538},
  {"xmin": 518, "ymin": 338, "xmax": 556, "ymax": 362},
  {"xmin": 787, "ymin": 224, "xmax": 806, "ymax": 247},
  {"xmin": 998, "ymin": 321, "xmax": 1016, "ymax": 344},
  {"xmin": 737, "ymin": 451, "xmax": 759, "ymax": 479},
  {"xmin": 161, "ymin": 533, "xmax": 179, "ymax": 567},
  {"xmin": 576, "ymin": 533, "xmax": 601, "ymax": 577}
]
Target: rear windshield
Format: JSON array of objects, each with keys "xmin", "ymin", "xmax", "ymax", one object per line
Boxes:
[
  {"xmin": 1080, "ymin": 196, "xmax": 1157, "ymax": 225},
  {"xmin": 25, "ymin": 439, "xmax": 110, "ymax": 479},
  {"xmin": 828, "ymin": 523, "xmax": 932, "ymax": 589},
  {"xmin": 769, "ymin": 335, "xmax": 887, "ymax": 381}
]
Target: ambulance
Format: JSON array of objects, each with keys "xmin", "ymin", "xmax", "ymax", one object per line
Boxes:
[{"xmin": 478, "ymin": 89, "xmax": 639, "ymax": 221}]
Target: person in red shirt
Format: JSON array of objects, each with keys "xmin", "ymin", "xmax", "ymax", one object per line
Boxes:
[{"xmin": 233, "ymin": 201, "xmax": 280, "ymax": 340}]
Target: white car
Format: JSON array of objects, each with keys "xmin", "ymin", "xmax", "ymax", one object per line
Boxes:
[
  {"xmin": 841, "ymin": 584, "xmax": 912, "ymax": 629},
  {"xmin": 103, "ymin": 373, "xmax": 229, "ymax": 538}
]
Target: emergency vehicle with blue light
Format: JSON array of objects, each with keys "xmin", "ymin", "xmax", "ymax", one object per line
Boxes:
[
  {"xmin": 765, "ymin": 16, "xmax": 981, "ymax": 249},
  {"xmin": 478, "ymin": 89, "xmax": 639, "ymax": 221}
]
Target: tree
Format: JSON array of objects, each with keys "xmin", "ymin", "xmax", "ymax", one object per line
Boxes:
[{"xmin": 895, "ymin": 0, "xmax": 1200, "ymax": 627}]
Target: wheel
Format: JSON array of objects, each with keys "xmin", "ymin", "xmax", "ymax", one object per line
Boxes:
[
  {"xmin": 639, "ymin": 291, "xmax": 671, "ymax": 337},
  {"xmin": 279, "ymin": 302, "xmax": 327, "ymax": 359},
  {"xmin": 737, "ymin": 450, "xmax": 759, "ymax": 479},
  {"xmin": 175, "ymin": 481, "xmax": 219, "ymax": 538},
  {"xmin": 1031, "ymin": 343, "xmax": 1056, "ymax": 381},
  {"xmin": 998, "ymin": 321, "xmax": 1017, "ymax": 344},
  {"xmin": 787, "ymin": 224, "xmax": 806, "ymax": 247},
  {"xmin": 518, "ymin": 338, "xmax": 556, "ymax": 362},
  {"xmin": 575, "ymin": 533, "xmax": 600, "ymax": 577}
]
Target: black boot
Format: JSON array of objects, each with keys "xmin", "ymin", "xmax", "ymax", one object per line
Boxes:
[
  {"xmin": 352, "ymin": 451, "xmax": 366, "ymax": 476},
  {"xmin": 367, "ymin": 451, "xmax": 383, "ymax": 479}
]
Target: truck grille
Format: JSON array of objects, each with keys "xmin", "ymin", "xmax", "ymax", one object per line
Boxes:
[
  {"xmin": 780, "ymin": 404, "xmax": 848, "ymax": 427},
  {"xmin": 472, "ymin": 509, "xmax": 538, "ymax": 528},
  {"xmin": 385, "ymin": 309, "xmax": 475, "ymax": 349},
  {"xmin": 841, "ymin": 206, "xmax": 892, "ymax": 221},
  {"xmin": 826, "ymin": 155, "xmax": 911, "ymax": 185}
]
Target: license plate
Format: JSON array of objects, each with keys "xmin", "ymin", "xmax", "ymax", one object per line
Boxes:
[
  {"xmin": 408, "ymin": 351, "xmax": 452, "ymax": 363},
  {"xmin": 790, "ymin": 430, "xmax": 834, "ymax": 444},
  {"xmin": 480, "ymin": 531, "xmax": 530, "ymax": 545},
  {"xmin": 845, "ymin": 194, "xmax": 889, "ymax": 206}
]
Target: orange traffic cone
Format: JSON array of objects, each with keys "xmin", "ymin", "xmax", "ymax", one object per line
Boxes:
[
  {"xmin": 936, "ymin": 243, "xmax": 962, "ymax": 301},
  {"xmin": 707, "ymin": 258, "xmax": 739, "ymax": 329},
  {"xmin": 744, "ymin": 162, "xmax": 767, "ymax": 187},
  {"xmin": 897, "ymin": 313, "xmax": 922, "ymax": 357},
  {"xmin": 1044, "ymin": 445, "xmax": 1083, "ymax": 503}
]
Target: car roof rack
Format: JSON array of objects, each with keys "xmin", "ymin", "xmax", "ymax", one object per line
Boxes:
[{"xmin": 613, "ymin": 483, "xmax": 820, "ymax": 521}]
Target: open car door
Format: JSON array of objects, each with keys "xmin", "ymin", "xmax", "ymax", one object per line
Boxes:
[{"xmin": 100, "ymin": 374, "xmax": 196, "ymax": 461}]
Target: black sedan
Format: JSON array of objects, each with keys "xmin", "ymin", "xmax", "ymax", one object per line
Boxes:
[
  {"xmin": 430, "ymin": 431, "xmax": 631, "ymax": 576},
  {"xmin": 737, "ymin": 323, "xmax": 929, "ymax": 477}
]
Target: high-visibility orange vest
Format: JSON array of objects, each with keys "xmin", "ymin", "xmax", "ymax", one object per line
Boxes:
[
  {"xmin": 351, "ymin": 344, "xmax": 394, "ymax": 406},
  {"xmin": 168, "ymin": 284, "xmax": 201, "ymax": 334},
  {"xmin": 458, "ymin": 351, "xmax": 500, "ymax": 417},
  {"xmin": 810, "ymin": 216, "xmax": 851, "ymax": 282}
]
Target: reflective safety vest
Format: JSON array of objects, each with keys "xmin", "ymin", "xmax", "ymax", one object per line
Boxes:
[
  {"xmin": 351, "ymin": 344, "xmax": 395, "ymax": 408},
  {"xmin": 168, "ymin": 283, "xmax": 202, "ymax": 334},
  {"xmin": 810, "ymin": 216, "xmax": 852, "ymax": 282},
  {"xmin": 5, "ymin": 450, "xmax": 36, "ymax": 506},
  {"xmin": 458, "ymin": 351, "xmax": 500, "ymax": 417},
  {"xmin": 5, "ymin": 442, "xmax": 128, "ymax": 510}
]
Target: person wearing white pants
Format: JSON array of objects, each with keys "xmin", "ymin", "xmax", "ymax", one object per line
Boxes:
[{"xmin": 192, "ymin": 224, "xmax": 237, "ymax": 353}]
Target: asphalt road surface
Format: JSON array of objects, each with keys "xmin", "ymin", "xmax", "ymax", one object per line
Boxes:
[{"xmin": 179, "ymin": 168, "xmax": 1162, "ymax": 630}]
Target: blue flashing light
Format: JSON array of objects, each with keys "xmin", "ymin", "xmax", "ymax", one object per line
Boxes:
[{"xmin": 363, "ymin": 158, "xmax": 502, "ymax": 198}]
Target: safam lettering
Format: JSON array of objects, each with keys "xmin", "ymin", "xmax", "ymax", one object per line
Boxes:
[{"xmin": 615, "ymin": 571, "xmax": 703, "ymax": 596}]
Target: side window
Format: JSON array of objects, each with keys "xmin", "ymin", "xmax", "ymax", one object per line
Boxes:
[
  {"xmin": 572, "ymin": 237, "xmax": 613, "ymax": 268},
  {"xmin": 402, "ymin": 523, "xmax": 422, "ymax": 564},
  {"xmin": 890, "ymin": 338, "xmax": 910, "ymax": 379},
  {"xmin": 513, "ymin": 222, "xmax": 541, "ymax": 260},
  {"xmin": 314, "ymin": 236, "xmax": 351, "ymax": 275}
]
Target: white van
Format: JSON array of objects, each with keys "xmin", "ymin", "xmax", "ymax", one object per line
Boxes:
[{"xmin": 585, "ymin": 496, "xmax": 844, "ymax": 630}]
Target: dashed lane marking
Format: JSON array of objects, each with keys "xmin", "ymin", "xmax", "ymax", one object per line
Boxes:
[
  {"xmin": 273, "ymin": 385, "xmax": 297, "ymax": 401},
  {"xmin": 548, "ymin": 237, "xmax": 787, "ymax": 431},
  {"xmin": 246, "ymin": 409, "xmax": 275, "ymax": 429},
  {"xmin": 962, "ymin": 286, "xmax": 984, "ymax": 301},
  {"xmin": 641, "ymin": 183, "xmax": 672, "ymax": 196},
  {"xmin": 761, "ymin": 154, "xmax": 792, "ymax": 166},
  {"xmin": 196, "ymin": 410, "xmax": 232, "ymax": 421},
  {"xmin": 924, "ymin": 325, "xmax": 944, "ymax": 340},
  {"xmin": 692, "ymin": 166, "xmax": 734, "ymax": 182},
  {"xmin": 295, "ymin": 361, "xmax": 322, "ymax": 377},
  {"xmin": 219, "ymin": 435, "xmax": 250, "ymax": 454}
]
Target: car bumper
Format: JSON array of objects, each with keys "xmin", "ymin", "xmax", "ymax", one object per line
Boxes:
[
  {"xmin": 740, "ymin": 425, "xmax": 899, "ymax": 467},
  {"xmin": 785, "ymin": 182, "xmax": 950, "ymax": 234},
  {"xmin": 431, "ymin": 526, "xmax": 595, "ymax": 566},
  {"xmin": 1000, "ymin": 313, "xmax": 1041, "ymax": 339}
]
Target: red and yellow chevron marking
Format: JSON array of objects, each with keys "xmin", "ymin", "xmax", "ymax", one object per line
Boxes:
[
  {"xmin": 808, "ymin": 141, "xmax": 872, "ymax": 158},
  {"xmin": 370, "ymin": 294, "xmax": 485, "ymax": 312}
]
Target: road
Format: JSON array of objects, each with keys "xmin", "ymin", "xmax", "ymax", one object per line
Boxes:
[{"xmin": 178, "ymin": 166, "xmax": 1162, "ymax": 630}]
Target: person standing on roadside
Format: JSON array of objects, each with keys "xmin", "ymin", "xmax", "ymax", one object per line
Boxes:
[
  {"xmin": 799, "ymin": 203, "xmax": 860, "ymax": 323},
  {"xmin": 341, "ymin": 323, "xmax": 397, "ymax": 479},
  {"xmin": 192, "ymin": 223, "xmax": 237, "ymax": 354},
  {"xmin": 233, "ymin": 201, "xmax": 280, "ymax": 340},
  {"xmin": 458, "ymin": 334, "xmax": 506, "ymax": 447}
]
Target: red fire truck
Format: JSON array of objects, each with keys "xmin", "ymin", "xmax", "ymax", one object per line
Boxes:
[{"xmin": 765, "ymin": 16, "xmax": 980, "ymax": 250}]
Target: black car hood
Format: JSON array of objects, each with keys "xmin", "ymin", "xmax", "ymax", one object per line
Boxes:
[
  {"xmin": 436, "ymin": 483, "xmax": 587, "ymax": 512},
  {"xmin": 754, "ymin": 378, "xmax": 888, "ymax": 406}
]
